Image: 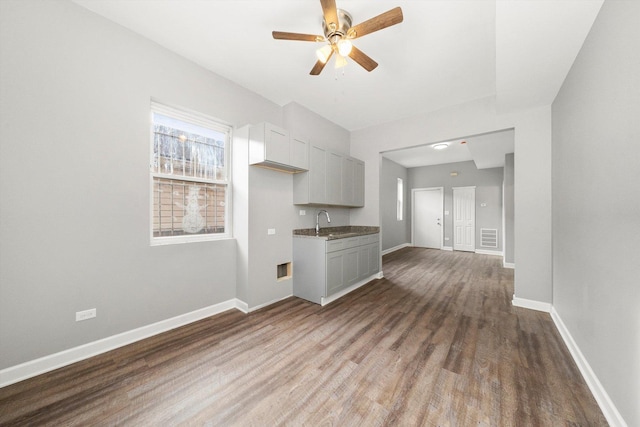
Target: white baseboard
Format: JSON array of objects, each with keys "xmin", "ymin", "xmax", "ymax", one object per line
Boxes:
[
  {"xmin": 321, "ymin": 273, "xmax": 379, "ymax": 306},
  {"xmin": 381, "ymin": 243, "xmax": 410, "ymax": 256},
  {"xmin": 442, "ymin": 246, "xmax": 453, "ymax": 251},
  {"xmin": 475, "ymin": 249, "xmax": 504, "ymax": 256},
  {"xmin": 0, "ymin": 299, "xmax": 239, "ymax": 388},
  {"xmin": 511, "ymin": 296, "xmax": 551, "ymax": 313},
  {"xmin": 551, "ymin": 307, "xmax": 628, "ymax": 427},
  {"xmin": 235, "ymin": 299, "xmax": 249, "ymax": 314},
  {"xmin": 244, "ymin": 294, "xmax": 292, "ymax": 313},
  {"xmin": 503, "ymin": 261, "xmax": 515, "ymax": 269}
]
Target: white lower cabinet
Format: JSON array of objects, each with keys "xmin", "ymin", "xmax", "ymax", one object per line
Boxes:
[
  {"xmin": 293, "ymin": 233, "xmax": 380, "ymax": 305},
  {"xmin": 327, "ymin": 247, "xmax": 359, "ymax": 295},
  {"xmin": 357, "ymin": 243, "xmax": 380, "ymax": 279}
]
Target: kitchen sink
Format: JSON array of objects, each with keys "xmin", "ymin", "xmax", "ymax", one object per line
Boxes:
[{"xmin": 326, "ymin": 232, "xmax": 359, "ymax": 238}]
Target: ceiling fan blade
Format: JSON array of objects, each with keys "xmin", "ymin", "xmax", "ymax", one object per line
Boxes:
[
  {"xmin": 310, "ymin": 49, "xmax": 334, "ymax": 75},
  {"xmin": 347, "ymin": 7, "xmax": 403, "ymax": 39},
  {"xmin": 320, "ymin": 0, "xmax": 339, "ymax": 30},
  {"xmin": 348, "ymin": 45, "xmax": 378, "ymax": 72},
  {"xmin": 272, "ymin": 31, "xmax": 324, "ymax": 42}
]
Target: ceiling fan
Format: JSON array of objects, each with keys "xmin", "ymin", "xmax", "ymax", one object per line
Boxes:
[{"xmin": 272, "ymin": 0, "xmax": 403, "ymax": 75}]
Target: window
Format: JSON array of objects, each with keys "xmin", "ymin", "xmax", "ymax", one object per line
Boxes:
[
  {"xmin": 150, "ymin": 101, "xmax": 231, "ymax": 244},
  {"xmin": 397, "ymin": 178, "xmax": 403, "ymax": 221}
]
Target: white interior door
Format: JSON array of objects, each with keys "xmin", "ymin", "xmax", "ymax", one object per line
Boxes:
[
  {"xmin": 412, "ymin": 188, "xmax": 443, "ymax": 249},
  {"xmin": 453, "ymin": 186, "xmax": 476, "ymax": 252}
]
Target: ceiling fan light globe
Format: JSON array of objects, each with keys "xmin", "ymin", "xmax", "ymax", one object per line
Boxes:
[
  {"xmin": 337, "ymin": 39, "xmax": 352, "ymax": 56},
  {"xmin": 335, "ymin": 55, "xmax": 348, "ymax": 69},
  {"xmin": 316, "ymin": 45, "xmax": 333, "ymax": 64}
]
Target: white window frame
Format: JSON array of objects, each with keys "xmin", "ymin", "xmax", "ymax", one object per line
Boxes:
[
  {"xmin": 150, "ymin": 101, "xmax": 232, "ymax": 245},
  {"xmin": 397, "ymin": 177, "xmax": 404, "ymax": 221}
]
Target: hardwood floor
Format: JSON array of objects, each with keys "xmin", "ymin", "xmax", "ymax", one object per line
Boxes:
[{"xmin": 0, "ymin": 248, "xmax": 607, "ymax": 426}]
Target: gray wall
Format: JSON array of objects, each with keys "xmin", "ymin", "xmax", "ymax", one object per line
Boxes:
[
  {"xmin": 503, "ymin": 153, "xmax": 515, "ymax": 264},
  {"xmin": 0, "ymin": 0, "xmax": 294, "ymax": 369},
  {"xmin": 551, "ymin": 1, "xmax": 640, "ymax": 425},
  {"xmin": 233, "ymin": 128, "xmax": 301, "ymax": 310},
  {"xmin": 408, "ymin": 161, "xmax": 504, "ymax": 252},
  {"xmin": 380, "ymin": 157, "xmax": 410, "ymax": 251}
]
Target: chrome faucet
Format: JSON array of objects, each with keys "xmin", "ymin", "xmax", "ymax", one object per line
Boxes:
[{"xmin": 316, "ymin": 209, "xmax": 331, "ymax": 234}]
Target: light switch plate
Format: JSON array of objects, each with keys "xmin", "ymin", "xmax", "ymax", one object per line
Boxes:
[{"xmin": 267, "ymin": 228, "xmax": 276, "ymax": 235}]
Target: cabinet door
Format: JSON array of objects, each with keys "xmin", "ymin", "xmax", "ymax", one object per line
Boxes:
[
  {"xmin": 326, "ymin": 152, "xmax": 343, "ymax": 205},
  {"xmin": 326, "ymin": 251, "xmax": 345, "ymax": 296},
  {"xmin": 290, "ymin": 135, "xmax": 309, "ymax": 170},
  {"xmin": 327, "ymin": 247, "xmax": 359, "ymax": 296},
  {"xmin": 264, "ymin": 123, "xmax": 289, "ymax": 165},
  {"xmin": 343, "ymin": 248, "xmax": 359, "ymax": 287},
  {"xmin": 354, "ymin": 160, "xmax": 365, "ymax": 207},
  {"xmin": 358, "ymin": 245, "xmax": 369, "ymax": 281},
  {"xmin": 341, "ymin": 157, "xmax": 355, "ymax": 206},
  {"xmin": 309, "ymin": 145, "xmax": 326, "ymax": 204}
]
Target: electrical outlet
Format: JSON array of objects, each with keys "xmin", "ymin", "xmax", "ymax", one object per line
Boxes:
[
  {"xmin": 76, "ymin": 308, "xmax": 96, "ymax": 321},
  {"xmin": 445, "ymin": 237, "xmax": 450, "ymax": 241},
  {"xmin": 267, "ymin": 228, "xmax": 276, "ymax": 235},
  {"xmin": 299, "ymin": 210, "xmax": 306, "ymax": 216}
]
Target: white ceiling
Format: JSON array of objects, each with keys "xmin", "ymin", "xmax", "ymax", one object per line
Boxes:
[
  {"xmin": 382, "ymin": 128, "xmax": 514, "ymax": 169},
  {"xmin": 71, "ymin": 0, "xmax": 603, "ymax": 133}
]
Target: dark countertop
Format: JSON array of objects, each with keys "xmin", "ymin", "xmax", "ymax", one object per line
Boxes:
[{"xmin": 293, "ymin": 225, "xmax": 380, "ymax": 240}]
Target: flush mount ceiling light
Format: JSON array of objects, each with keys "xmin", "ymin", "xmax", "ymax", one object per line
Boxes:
[
  {"xmin": 272, "ymin": 0, "xmax": 403, "ymax": 75},
  {"xmin": 432, "ymin": 143, "xmax": 449, "ymax": 150}
]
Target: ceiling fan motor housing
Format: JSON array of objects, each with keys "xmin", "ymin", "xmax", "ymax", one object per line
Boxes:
[{"xmin": 322, "ymin": 9, "xmax": 353, "ymax": 43}]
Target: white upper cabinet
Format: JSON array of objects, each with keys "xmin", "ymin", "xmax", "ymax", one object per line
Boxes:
[
  {"xmin": 308, "ymin": 145, "xmax": 327, "ymax": 204},
  {"xmin": 293, "ymin": 144, "xmax": 364, "ymax": 207},
  {"xmin": 249, "ymin": 122, "xmax": 308, "ymax": 173},
  {"xmin": 341, "ymin": 157, "xmax": 355, "ymax": 206},
  {"xmin": 326, "ymin": 152, "xmax": 343, "ymax": 205},
  {"xmin": 353, "ymin": 159, "xmax": 365, "ymax": 207},
  {"xmin": 290, "ymin": 134, "xmax": 309, "ymax": 170}
]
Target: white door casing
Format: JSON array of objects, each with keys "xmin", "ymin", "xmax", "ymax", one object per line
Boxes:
[
  {"xmin": 412, "ymin": 187, "xmax": 443, "ymax": 249},
  {"xmin": 453, "ymin": 186, "xmax": 476, "ymax": 252}
]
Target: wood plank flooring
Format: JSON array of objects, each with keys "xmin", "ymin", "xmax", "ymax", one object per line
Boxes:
[{"xmin": 0, "ymin": 248, "xmax": 607, "ymax": 426}]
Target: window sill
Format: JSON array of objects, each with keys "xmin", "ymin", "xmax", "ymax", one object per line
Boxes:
[{"xmin": 150, "ymin": 234, "xmax": 233, "ymax": 246}]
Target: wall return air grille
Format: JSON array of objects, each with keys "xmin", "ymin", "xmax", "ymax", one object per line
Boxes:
[{"xmin": 480, "ymin": 228, "xmax": 498, "ymax": 248}]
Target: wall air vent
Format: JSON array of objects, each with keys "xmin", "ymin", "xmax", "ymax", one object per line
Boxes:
[{"xmin": 480, "ymin": 228, "xmax": 498, "ymax": 248}]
